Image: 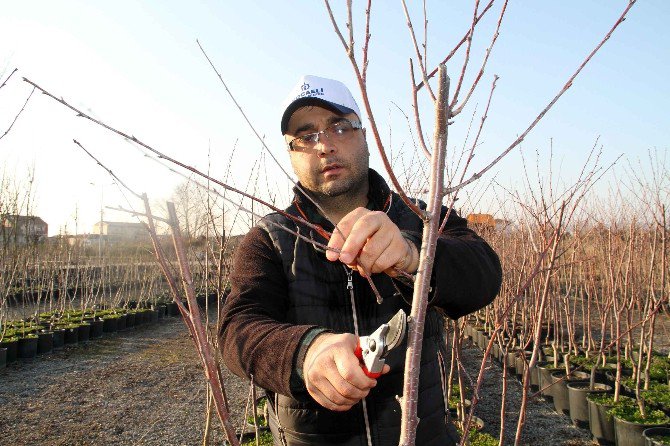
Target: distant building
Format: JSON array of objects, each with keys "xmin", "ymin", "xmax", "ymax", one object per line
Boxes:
[
  {"xmin": 467, "ymin": 213, "xmax": 496, "ymax": 228},
  {"xmin": 92, "ymin": 221, "xmax": 149, "ymax": 243},
  {"xmin": 0, "ymin": 214, "xmax": 48, "ymax": 244},
  {"xmin": 466, "ymin": 213, "xmax": 513, "ymax": 232},
  {"xmin": 60, "ymin": 233, "xmax": 101, "ymax": 248}
]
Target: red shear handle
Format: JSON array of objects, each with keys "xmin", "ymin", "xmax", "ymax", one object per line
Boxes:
[{"xmin": 354, "ymin": 340, "xmax": 382, "ymax": 379}]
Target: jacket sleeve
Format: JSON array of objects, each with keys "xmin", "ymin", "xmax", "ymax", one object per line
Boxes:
[
  {"xmin": 218, "ymin": 226, "xmax": 318, "ymax": 398},
  {"xmin": 399, "ymin": 208, "xmax": 502, "ymax": 320}
]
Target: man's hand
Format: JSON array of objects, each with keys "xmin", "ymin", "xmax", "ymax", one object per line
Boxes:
[
  {"xmin": 326, "ymin": 208, "xmax": 418, "ymax": 276},
  {"xmin": 303, "ymin": 332, "xmax": 390, "ymax": 411}
]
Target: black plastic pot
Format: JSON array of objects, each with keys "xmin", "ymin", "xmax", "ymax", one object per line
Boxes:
[
  {"xmin": 139, "ymin": 310, "xmax": 148, "ymax": 324},
  {"xmin": 528, "ymin": 360, "xmax": 542, "ymax": 391},
  {"xmin": 514, "ymin": 351, "xmax": 534, "ymax": 379},
  {"xmin": 614, "ymin": 416, "xmax": 669, "ymax": 446},
  {"xmin": 18, "ymin": 336, "xmax": 38, "ymax": 359},
  {"xmin": 89, "ymin": 319, "xmax": 104, "ymax": 339},
  {"xmin": 505, "ymin": 350, "xmax": 518, "ymax": 373},
  {"xmin": 567, "ymin": 382, "xmax": 611, "ymax": 429},
  {"xmin": 0, "ymin": 338, "xmax": 19, "ymax": 363},
  {"xmin": 126, "ymin": 313, "xmax": 139, "ymax": 328},
  {"xmin": 643, "ymin": 426, "xmax": 670, "ymax": 446},
  {"xmin": 117, "ymin": 314, "xmax": 127, "ymax": 331},
  {"xmin": 588, "ymin": 398, "xmax": 615, "ymax": 445},
  {"xmin": 52, "ymin": 329, "xmax": 65, "ymax": 349},
  {"xmin": 550, "ymin": 371, "xmax": 590, "ymax": 416},
  {"xmin": 37, "ymin": 330, "xmax": 54, "ymax": 354},
  {"xmin": 78, "ymin": 323, "xmax": 91, "ymax": 343},
  {"xmin": 491, "ymin": 343, "xmax": 501, "ymax": 362},
  {"xmin": 64, "ymin": 326, "xmax": 79, "ymax": 345},
  {"xmin": 536, "ymin": 362, "xmax": 562, "ymax": 401},
  {"xmin": 167, "ymin": 302, "xmax": 179, "ymax": 316},
  {"xmin": 102, "ymin": 317, "xmax": 118, "ymax": 333},
  {"xmin": 464, "ymin": 324, "xmax": 474, "ymax": 341},
  {"xmin": 479, "ymin": 331, "xmax": 491, "ymax": 350},
  {"xmin": 137, "ymin": 309, "xmax": 150, "ymax": 325}
]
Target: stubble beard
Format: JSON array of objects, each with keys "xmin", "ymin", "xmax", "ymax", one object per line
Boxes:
[
  {"xmin": 317, "ymin": 164, "xmax": 368, "ymax": 198},
  {"xmin": 292, "ymin": 140, "xmax": 370, "ymax": 209}
]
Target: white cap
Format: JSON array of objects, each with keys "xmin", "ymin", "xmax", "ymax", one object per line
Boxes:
[{"xmin": 280, "ymin": 75, "xmax": 361, "ymax": 134}]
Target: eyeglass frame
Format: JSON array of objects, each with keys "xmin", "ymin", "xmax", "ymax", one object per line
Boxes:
[{"xmin": 286, "ymin": 118, "xmax": 363, "ymax": 151}]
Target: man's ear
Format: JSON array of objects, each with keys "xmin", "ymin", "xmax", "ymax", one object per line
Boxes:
[{"xmin": 362, "ymin": 127, "xmax": 367, "ymax": 138}]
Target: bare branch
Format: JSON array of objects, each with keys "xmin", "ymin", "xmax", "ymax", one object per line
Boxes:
[
  {"xmin": 0, "ymin": 68, "xmax": 18, "ymax": 91},
  {"xmin": 0, "ymin": 86, "xmax": 35, "ymax": 141},
  {"xmin": 444, "ymin": 0, "xmax": 637, "ymax": 196},
  {"xmin": 409, "ymin": 59, "xmax": 432, "ymax": 160},
  {"xmin": 362, "ymin": 0, "xmax": 373, "ymax": 82},
  {"xmin": 439, "ymin": 75, "xmax": 498, "ymax": 233},
  {"xmin": 323, "ymin": 1, "xmax": 425, "ymax": 217},
  {"xmin": 416, "ymin": 0, "xmax": 495, "ymax": 91},
  {"xmin": 451, "ymin": 0, "xmax": 508, "ymax": 117},
  {"xmin": 401, "ymin": 0, "xmax": 436, "ymax": 102},
  {"xmin": 450, "ymin": 0, "xmax": 481, "ymax": 108},
  {"xmin": 324, "ymin": 0, "xmax": 350, "ymax": 53},
  {"xmin": 72, "ymin": 139, "xmax": 142, "ymax": 200}
]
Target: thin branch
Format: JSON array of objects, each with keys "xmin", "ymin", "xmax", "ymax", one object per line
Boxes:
[
  {"xmin": 451, "ymin": 0, "xmax": 508, "ymax": 117},
  {"xmin": 324, "ymin": 0, "xmax": 350, "ymax": 52},
  {"xmin": 443, "ymin": 0, "xmax": 637, "ymax": 196},
  {"xmin": 323, "ymin": 0, "xmax": 425, "ymax": 218},
  {"xmin": 440, "ymin": 75, "xmax": 498, "ymax": 233},
  {"xmin": 23, "ymin": 77, "xmax": 338, "ymax": 241},
  {"xmin": 361, "ymin": 0, "xmax": 373, "ymax": 82},
  {"xmin": 346, "ymin": 0, "xmax": 354, "ymax": 57},
  {"xmin": 106, "ymin": 204, "xmax": 171, "ymax": 225},
  {"xmin": 416, "ymin": 0, "xmax": 495, "ymax": 91},
  {"xmin": 401, "ymin": 0, "xmax": 436, "ymax": 102},
  {"xmin": 0, "ymin": 87, "xmax": 35, "ymax": 141},
  {"xmin": 72, "ymin": 140, "xmax": 142, "ymax": 200},
  {"xmin": 450, "ymin": 0, "xmax": 480, "ymax": 108},
  {"xmin": 0, "ymin": 68, "xmax": 18, "ymax": 91},
  {"xmin": 409, "ymin": 59, "xmax": 432, "ymax": 160}
]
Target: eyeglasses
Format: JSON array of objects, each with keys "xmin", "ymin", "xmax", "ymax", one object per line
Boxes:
[{"xmin": 287, "ymin": 119, "xmax": 363, "ymax": 151}]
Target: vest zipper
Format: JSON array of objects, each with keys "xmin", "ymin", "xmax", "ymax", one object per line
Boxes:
[{"xmin": 344, "ymin": 266, "xmax": 373, "ymax": 446}]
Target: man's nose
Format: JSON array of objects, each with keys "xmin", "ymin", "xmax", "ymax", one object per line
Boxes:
[{"xmin": 315, "ymin": 134, "xmax": 337, "ymax": 157}]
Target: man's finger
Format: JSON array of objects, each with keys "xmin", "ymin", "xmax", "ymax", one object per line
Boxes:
[
  {"xmin": 307, "ymin": 384, "xmax": 356, "ymax": 412},
  {"xmin": 326, "ymin": 208, "xmax": 371, "ymax": 262},
  {"xmin": 357, "ymin": 230, "xmax": 394, "ymax": 274},
  {"xmin": 338, "ymin": 213, "xmax": 384, "ymax": 264}
]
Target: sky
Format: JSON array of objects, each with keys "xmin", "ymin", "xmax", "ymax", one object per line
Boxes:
[{"xmin": 0, "ymin": 1, "xmax": 668, "ymax": 236}]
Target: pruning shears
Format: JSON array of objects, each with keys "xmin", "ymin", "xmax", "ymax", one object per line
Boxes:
[{"xmin": 354, "ymin": 309, "xmax": 407, "ymax": 379}]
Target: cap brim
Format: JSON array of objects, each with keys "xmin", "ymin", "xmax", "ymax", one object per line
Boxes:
[{"xmin": 281, "ymin": 97, "xmax": 357, "ymax": 134}]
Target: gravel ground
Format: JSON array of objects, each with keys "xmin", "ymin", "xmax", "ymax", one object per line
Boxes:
[{"xmin": 0, "ymin": 315, "xmax": 599, "ymax": 446}]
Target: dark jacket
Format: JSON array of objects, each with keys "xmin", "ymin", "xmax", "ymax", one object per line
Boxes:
[{"xmin": 219, "ymin": 169, "xmax": 502, "ymax": 445}]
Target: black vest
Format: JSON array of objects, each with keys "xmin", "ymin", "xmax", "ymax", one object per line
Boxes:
[{"xmin": 258, "ymin": 172, "xmax": 454, "ymax": 446}]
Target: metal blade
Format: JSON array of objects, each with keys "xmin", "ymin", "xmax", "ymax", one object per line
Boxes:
[{"xmin": 384, "ymin": 309, "xmax": 407, "ymax": 351}]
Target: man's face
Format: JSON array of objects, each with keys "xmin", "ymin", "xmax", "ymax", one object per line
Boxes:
[{"xmin": 285, "ymin": 105, "xmax": 369, "ymax": 199}]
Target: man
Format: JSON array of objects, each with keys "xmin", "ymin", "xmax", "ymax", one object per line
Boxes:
[{"xmin": 219, "ymin": 75, "xmax": 502, "ymax": 446}]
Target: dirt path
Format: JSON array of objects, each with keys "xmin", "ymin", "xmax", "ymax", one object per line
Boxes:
[{"xmin": 0, "ymin": 316, "xmax": 597, "ymax": 445}]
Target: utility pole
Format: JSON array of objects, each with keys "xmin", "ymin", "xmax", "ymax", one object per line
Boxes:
[
  {"xmin": 99, "ymin": 184, "xmax": 103, "ymax": 260},
  {"xmin": 90, "ymin": 182, "xmax": 105, "ymax": 261}
]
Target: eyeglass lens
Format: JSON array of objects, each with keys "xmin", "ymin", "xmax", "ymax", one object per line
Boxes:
[{"xmin": 290, "ymin": 120, "xmax": 359, "ymax": 151}]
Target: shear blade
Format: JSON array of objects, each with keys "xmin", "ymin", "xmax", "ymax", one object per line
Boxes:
[{"xmin": 384, "ymin": 309, "xmax": 407, "ymax": 351}]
